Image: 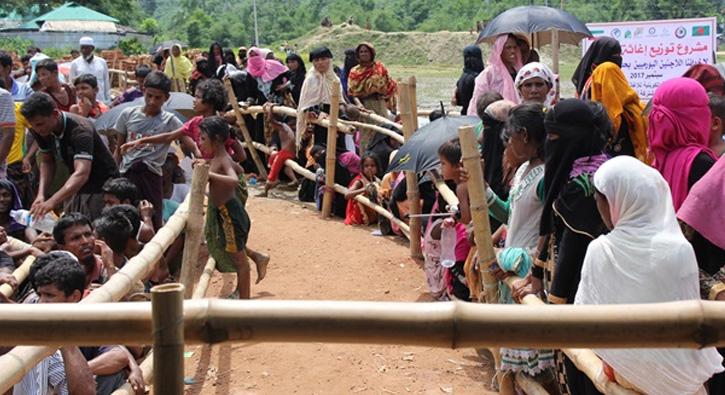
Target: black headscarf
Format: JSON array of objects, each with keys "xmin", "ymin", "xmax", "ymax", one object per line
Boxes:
[
  {"xmin": 206, "ymin": 42, "xmax": 224, "ymax": 78},
  {"xmin": 540, "ymin": 99, "xmax": 609, "ymax": 235},
  {"xmin": 309, "ymin": 47, "xmax": 333, "ymax": 62},
  {"xmin": 456, "ymin": 45, "xmax": 484, "ymax": 115},
  {"xmin": 285, "ymin": 53, "xmax": 307, "ymax": 104},
  {"xmin": 479, "ymin": 112, "xmax": 508, "ymax": 200},
  {"xmin": 365, "ymin": 125, "xmax": 401, "ymax": 178},
  {"xmin": 571, "ymin": 37, "xmax": 623, "ymax": 96},
  {"xmin": 343, "ymin": 48, "xmax": 358, "ymax": 78},
  {"xmin": 223, "ymin": 48, "xmax": 239, "ymax": 69}
]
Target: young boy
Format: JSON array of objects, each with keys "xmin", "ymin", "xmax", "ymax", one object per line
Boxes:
[
  {"xmin": 101, "ymin": 177, "xmax": 155, "ymax": 243},
  {"xmin": 197, "ymin": 116, "xmax": 263, "ymax": 299},
  {"xmin": 70, "ymin": 74, "xmax": 108, "ymax": 118},
  {"xmin": 709, "ymin": 94, "xmax": 725, "ymax": 157},
  {"xmin": 259, "ymin": 105, "xmax": 298, "ymax": 197},
  {"xmin": 35, "ymin": 58, "xmax": 76, "ymax": 111},
  {"xmin": 111, "ymin": 64, "xmax": 150, "ymax": 107},
  {"xmin": 114, "ymin": 71, "xmax": 183, "ymax": 229}
]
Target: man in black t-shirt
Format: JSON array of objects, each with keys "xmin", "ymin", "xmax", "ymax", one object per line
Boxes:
[{"xmin": 21, "ymin": 92, "xmax": 118, "ymax": 220}]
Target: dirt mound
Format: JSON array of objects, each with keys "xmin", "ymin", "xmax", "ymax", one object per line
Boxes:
[{"xmin": 293, "ymin": 23, "xmax": 480, "ymax": 66}]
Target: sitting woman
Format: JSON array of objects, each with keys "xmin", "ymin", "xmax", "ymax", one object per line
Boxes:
[
  {"xmin": 575, "ymin": 156, "xmax": 723, "ymax": 395},
  {"xmin": 0, "ymin": 179, "xmax": 36, "ymax": 242},
  {"xmin": 344, "ymin": 153, "xmax": 380, "ymax": 226}
]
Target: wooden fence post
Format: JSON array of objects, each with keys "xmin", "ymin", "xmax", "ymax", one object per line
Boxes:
[
  {"xmin": 224, "ymin": 78, "xmax": 268, "ymax": 180},
  {"xmin": 321, "ymin": 80, "xmax": 341, "ymax": 218},
  {"xmin": 398, "ymin": 82, "xmax": 422, "ymax": 259},
  {"xmin": 178, "ymin": 163, "xmax": 209, "ymax": 298},
  {"xmin": 152, "ymin": 283, "xmax": 184, "ymax": 395}
]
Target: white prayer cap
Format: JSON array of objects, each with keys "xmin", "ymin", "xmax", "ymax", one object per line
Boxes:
[{"xmin": 79, "ymin": 36, "xmax": 95, "ymax": 47}]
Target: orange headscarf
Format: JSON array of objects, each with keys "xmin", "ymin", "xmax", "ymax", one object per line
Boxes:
[{"xmin": 589, "ymin": 62, "xmax": 649, "ymax": 163}]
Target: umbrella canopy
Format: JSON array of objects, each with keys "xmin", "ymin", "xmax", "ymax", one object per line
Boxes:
[
  {"xmin": 94, "ymin": 95, "xmax": 189, "ymax": 132},
  {"xmin": 477, "ymin": 6, "xmax": 591, "ymax": 46},
  {"xmin": 387, "ymin": 116, "xmax": 480, "ymax": 174}
]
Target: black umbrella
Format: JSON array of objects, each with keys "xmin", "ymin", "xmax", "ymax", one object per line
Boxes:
[
  {"xmin": 387, "ymin": 115, "xmax": 480, "ymax": 174},
  {"xmin": 94, "ymin": 96, "xmax": 188, "ymax": 132},
  {"xmin": 477, "ymin": 6, "xmax": 591, "ymax": 46}
]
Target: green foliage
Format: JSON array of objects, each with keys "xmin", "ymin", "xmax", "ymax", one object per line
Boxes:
[
  {"xmin": 139, "ymin": 18, "xmax": 159, "ymax": 35},
  {"xmin": 42, "ymin": 47, "xmax": 72, "ymax": 59},
  {"xmin": 0, "ymin": 0, "xmax": 145, "ymax": 27},
  {"xmin": 118, "ymin": 38, "xmax": 146, "ymax": 55},
  {"xmin": 0, "ymin": 37, "xmax": 34, "ymax": 55}
]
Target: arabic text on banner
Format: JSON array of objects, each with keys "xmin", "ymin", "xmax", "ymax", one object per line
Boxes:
[{"xmin": 583, "ymin": 17, "xmax": 716, "ymax": 99}]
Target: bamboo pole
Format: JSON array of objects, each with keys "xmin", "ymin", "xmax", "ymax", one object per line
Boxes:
[
  {"xmin": 408, "ymin": 76, "xmax": 419, "ymax": 131},
  {"xmin": 0, "ymin": 195, "xmax": 192, "ymax": 394},
  {"xmin": 320, "ymin": 80, "xmax": 341, "ymax": 218},
  {"xmin": 398, "ymin": 81, "xmax": 422, "ymax": 259},
  {"xmin": 178, "ymin": 164, "xmax": 209, "ymax": 298},
  {"xmin": 360, "ymin": 110, "xmax": 402, "ymax": 131},
  {"xmin": 152, "ymin": 283, "xmax": 185, "ymax": 395},
  {"xmin": 514, "ymin": 372, "xmax": 549, "ymax": 395},
  {"xmin": 501, "ymin": 277, "xmax": 638, "ymax": 395},
  {"xmin": 459, "ymin": 126, "xmax": 497, "ymax": 304},
  {"xmin": 551, "ymin": 29, "xmax": 560, "ymax": 75},
  {"xmin": 0, "ymin": 256, "xmax": 34, "ymax": 298},
  {"xmin": 234, "ymin": 105, "xmax": 354, "ymax": 134},
  {"xmin": 224, "ymin": 78, "xmax": 268, "ymax": 180},
  {"xmin": 0, "ymin": 300, "xmax": 723, "ymax": 352},
  {"xmin": 430, "ymin": 171, "xmax": 459, "ymax": 207},
  {"xmin": 112, "ymin": 259, "xmax": 217, "ymax": 395},
  {"xmin": 338, "ymin": 120, "xmax": 404, "ymax": 143}
]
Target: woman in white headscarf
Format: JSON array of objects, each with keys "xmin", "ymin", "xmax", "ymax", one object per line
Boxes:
[
  {"xmin": 513, "ymin": 62, "xmax": 558, "ymax": 108},
  {"xmin": 575, "ymin": 155, "xmax": 723, "ymax": 395}
]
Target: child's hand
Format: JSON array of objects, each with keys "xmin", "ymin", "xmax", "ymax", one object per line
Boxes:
[
  {"xmin": 459, "ymin": 159, "xmax": 485, "ymax": 184},
  {"xmin": 441, "ymin": 217, "xmax": 456, "ymax": 229},
  {"xmin": 192, "ymin": 158, "xmax": 209, "ymax": 167},
  {"xmin": 138, "ymin": 200, "xmax": 154, "ymax": 221},
  {"xmin": 94, "ymin": 239, "xmax": 115, "ymax": 270},
  {"xmin": 120, "ymin": 141, "xmax": 140, "ymax": 155}
]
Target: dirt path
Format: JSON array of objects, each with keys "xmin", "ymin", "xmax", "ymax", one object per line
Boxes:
[{"xmin": 183, "ymin": 192, "xmax": 496, "ymax": 394}]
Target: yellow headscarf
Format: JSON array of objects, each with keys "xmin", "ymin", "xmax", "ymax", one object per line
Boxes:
[
  {"xmin": 164, "ymin": 44, "xmax": 193, "ymax": 81},
  {"xmin": 589, "ymin": 62, "xmax": 649, "ymax": 163}
]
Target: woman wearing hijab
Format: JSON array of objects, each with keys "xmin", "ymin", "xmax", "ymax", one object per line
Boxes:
[
  {"xmin": 648, "ymin": 77, "xmax": 717, "ymax": 210},
  {"xmin": 684, "ymin": 63, "xmax": 725, "ymax": 96},
  {"xmin": 188, "ymin": 56, "xmax": 208, "ymax": 96},
  {"xmin": 0, "ymin": 179, "xmax": 35, "ymax": 242},
  {"xmin": 513, "ymin": 62, "xmax": 558, "ymax": 108},
  {"xmin": 467, "ymin": 34, "xmax": 525, "ymax": 115},
  {"xmin": 163, "ymin": 44, "xmax": 193, "ymax": 92},
  {"xmin": 514, "ymin": 99, "xmax": 611, "ymax": 395},
  {"xmin": 246, "ymin": 47, "xmax": 289, "ymax": 102},
  {"xmin": 575, "ymin": 156, "xmax": 723, "ymax": 395},
  {"xmin": 453, "ymin": 46, "xmax": 484, "ymax": 115},
  {"xmin": 574, "ymin": 37, "xmax": 648, "ymax": 161},
  {"xmin": 206, "ymin": 42, "xmax": 224, "ymax": 78},
  {"xmin": 678, "ymin": 155, "xmax": 725, "ymax": 394},
  {"xmin": 347, "ymin": 42, "xmax": 397, "ymax": 117},
  {"xmin": 285, "ymin": 53, "xmax": 306, "ymax": 106},
  {"xmin": 340, "ymin": 48, "xmax": 358, "ymax": 103}
]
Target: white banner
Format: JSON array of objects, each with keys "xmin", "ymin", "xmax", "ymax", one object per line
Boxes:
[{"xmin": 583, "ymin": 17, "xmax": 716, "ymax": 99}]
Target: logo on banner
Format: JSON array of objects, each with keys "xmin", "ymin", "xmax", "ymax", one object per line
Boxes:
[
  {"xmin": 648, "ymin": 27, "xmax": 657, "ymax": 36},
  {"xmin": 611, "ymin": 28, "xmax": 621, "ymax": 38},
  {"xmin": 692, "ymin": 25, "xmax": 710, "ymax": 36},
  {"xmin": 675, "ymin": 26, "xmax": 687, "ymax": 38}
]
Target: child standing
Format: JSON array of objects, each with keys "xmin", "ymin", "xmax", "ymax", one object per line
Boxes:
[
  {"xmin": 344, "ymin": 153, "xmax": 381, "ymax": 226},
  {"xmin": 198, "ymin": 116, "xmax": 256, "ymax": 299},
  {"xmin": 114, "ymin": 71, "xmax": 183, "ymax": 229},
  {"xmin": 434, "ymin": 139, "xmax": 472, "ymax": 301}
]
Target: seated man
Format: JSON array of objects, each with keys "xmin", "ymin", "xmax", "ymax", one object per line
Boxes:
[
  {"xmin": 52, "ymin": 212, "xmax": 116, "ymax": 290},
  {"xmin": 27, "ymin": 253, "xmax": 144, "ymax": 394}
]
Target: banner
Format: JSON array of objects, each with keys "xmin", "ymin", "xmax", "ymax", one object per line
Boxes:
[{"xmin": 583, "ymin": 17, "xmax": 716, "ymax": 99}]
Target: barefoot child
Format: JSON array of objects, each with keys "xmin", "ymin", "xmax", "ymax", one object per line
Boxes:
[
  {"xmin": 198, "ymin": 116, "xmax": 260, "ymax": 299},
  {"xmin": 344, "ymin": 153, "xmax": 381, "ymax": 226},
  {"xmin": 260, "ymin": 106, "xmax": 298, "ymax": 197}
]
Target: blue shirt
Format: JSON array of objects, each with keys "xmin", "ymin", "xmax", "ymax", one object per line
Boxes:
[{"xmin": 9, "ymin": 78, "xmax": 33, "ymax": 102}]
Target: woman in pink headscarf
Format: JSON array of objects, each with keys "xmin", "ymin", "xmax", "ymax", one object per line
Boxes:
[
  {"xmin": 246, "ymin": 47, "xmax": 288, "ymax": 101},
  {"xmin": 647, "ymin": 77, "xmax": 718, "ymax": 210},
  {"xmin": 466, "ymin": 34, "xmax": 525, "ymax": 115}
]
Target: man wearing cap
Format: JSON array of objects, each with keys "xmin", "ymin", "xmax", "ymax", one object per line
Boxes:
[{"xmin": 70, "ymin": 37, "xmax": 110, "ymax": 103}]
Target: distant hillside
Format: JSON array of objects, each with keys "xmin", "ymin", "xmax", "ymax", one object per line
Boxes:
[{"xmin": 290, "ymin": 23, "xmax": 582, "ymax": 66}]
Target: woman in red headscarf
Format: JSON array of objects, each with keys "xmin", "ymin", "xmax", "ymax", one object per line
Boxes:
[
  {"xmin": 683, "ymin": 63, "xmax": 725, "ymax": 96},
  {"xmin": 347, "ymin": 42, "xmax": 397, "ymax": 117}
]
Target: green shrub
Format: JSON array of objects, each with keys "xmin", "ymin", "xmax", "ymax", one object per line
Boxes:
[
  {"xmin": 118, "ymin": 38, "xmax": 146, "ymax": 55},
  {"xmin": 0, "ymin": 37, "xmax": 34, "ymax": 55}
]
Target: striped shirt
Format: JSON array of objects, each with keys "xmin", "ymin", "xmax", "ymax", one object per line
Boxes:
[
  {"xmin": 0, "ymin": 88, "xmax": 15, "ymax": 129},
  {"xmin": 12, "ymin": 351, "xmax": 68, "ymax": 395}
]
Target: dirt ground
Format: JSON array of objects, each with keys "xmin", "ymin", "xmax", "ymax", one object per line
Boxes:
[{"xmin": 182, "ymin": 190, "xmax": 496, "ymax": 394}]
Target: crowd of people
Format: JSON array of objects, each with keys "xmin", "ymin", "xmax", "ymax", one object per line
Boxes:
[{"xmin": 0, "ymin": 28, "xmax": 723, "ymax": 394}]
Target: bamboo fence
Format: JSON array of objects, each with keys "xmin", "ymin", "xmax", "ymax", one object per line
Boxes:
[
  {"xmin": 398, "ymin": 81, "xmax": 423, "ymax": 259},
  {"xmin": 224, "ymin": 78, "xmax": 268, "ymax": 180},
  {"xmin": 321, "ymin": 80, "xmax": 342, "ymax": 218},
  {"xmin": 151, "ymin": 283, "xmax": 185, "ymax": 395},
  {"xmin": 0, "ymin": 300, "xmax": 724, "ymax": 350},
  {"xmin": 0, "ymin": 255, "xmax": 34, "ymax": 299},
  {"xmin": 178, "ymin": 164, "xmax": 209, "ymax": 298}
]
